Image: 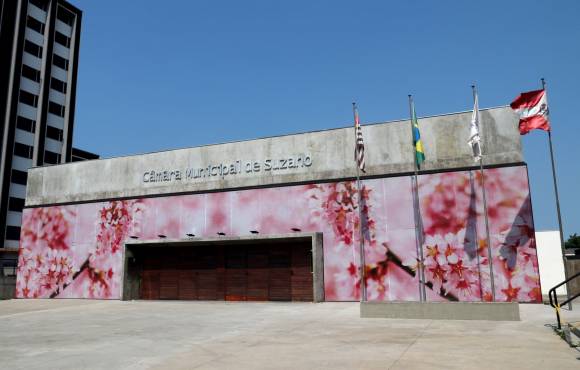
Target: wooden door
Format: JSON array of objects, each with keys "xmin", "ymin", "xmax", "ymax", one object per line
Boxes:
[
  {"xmin": 138, "ymin": 241, "xmax": 313, "ymax": 302},
  {"xmin": 291, "ymin": 243, "xmax": 313, "ymax": 301},
  {"xmin": 141, "ymin": 270, "xmax": 160, "ymax": 300},
  {"xmin": 268, "ymin": 246, "xmax": 292, "ymax": 301},
  {"xmin": 178, "ymin": 249, "xmax": 197, "ymax": 300},
  {"xmin": 159, "ymin": 253, "xmax": 179, "ymax": 299},
  {"xmin": 246, "ymin": 246, "xmax": 269, "ymax": 301},
  {"xmin": 225, "ymin": 247, "xmax": 247, "ymax": 301},
  {"xmin": 195, "ymin": 247, "xmax": 220, "ymax": 300},
  {"xmin": 140, "ymin": 251, "xmax": 161, "ymax": 299}
]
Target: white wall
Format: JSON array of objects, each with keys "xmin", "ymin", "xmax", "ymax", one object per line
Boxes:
[{"xmin": 536, "ymin": 230, "xmax": 566, "ymax": 295}]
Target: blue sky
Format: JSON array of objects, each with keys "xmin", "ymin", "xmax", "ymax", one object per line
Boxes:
[{"xmin": 72, "ymin": 0, "xmax": 579, "ymax": 238}]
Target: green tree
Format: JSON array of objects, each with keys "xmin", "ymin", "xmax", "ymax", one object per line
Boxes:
[{"xmin": 564, "ymin": 233, "xmax": 580, "ymax": 249}]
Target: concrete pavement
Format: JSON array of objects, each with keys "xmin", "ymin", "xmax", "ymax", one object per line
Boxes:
[{"xmin": 0, "ymin": 300, "xmax": 578, "ymax": 369}]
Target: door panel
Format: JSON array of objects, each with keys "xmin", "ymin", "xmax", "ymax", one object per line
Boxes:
[
  {"xmin": 269, "ymin": 246, "xmax": 292, "ymax": 301},
  {"xmin": 178, "ymin": 250, "xmax": 197, "ymax": 300},
  {"xmin": 247, "ymin": 246, "xmax": 269, "ymax": 301},
  {"xmin": 291, "ymin": 244, "xmax": 313, "ymax": 301},
  {"xmin": 141, "ymin": 270, "xmax": 160, "ymax": 300},
  {"xmin": 159, "ymin": 254, "xmax": 179, "ymax": 299},
  {"xmin": 195, "ymin": 247, "xmax": 220, "ymax": 300},
  {"xmin": 141, "ymin": 251, "xmax": 161, "ymax": 299},
  {"xmin": 159, "ymin": 270, "xmax": 179, "ymax": 299},
  {"xmin": 225, "ymin": 247, "xmax": 247, "ymax": 301}
]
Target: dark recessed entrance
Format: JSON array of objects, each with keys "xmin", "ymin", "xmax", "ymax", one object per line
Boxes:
[{"xmin": 130, "ymin": 239, "xmax": 314, "ymax": 302}]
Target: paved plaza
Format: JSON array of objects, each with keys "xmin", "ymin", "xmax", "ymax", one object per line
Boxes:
[{"xmin": 0, "ymin": 299, "xmax": 578, "ymax": 369}]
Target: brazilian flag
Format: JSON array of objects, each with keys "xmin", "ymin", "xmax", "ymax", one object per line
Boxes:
[{"xmin": 411, "ymin": 103, "xmax": 425, "ymax": 168}]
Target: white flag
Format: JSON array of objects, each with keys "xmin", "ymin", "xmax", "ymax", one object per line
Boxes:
[
  {"xmin": 468, "ymin": 91, "xmax": 482, "ymax": 162},
  {"xmin": 353, "ymin": 104, "xmax": 366, "ymax": 173}
]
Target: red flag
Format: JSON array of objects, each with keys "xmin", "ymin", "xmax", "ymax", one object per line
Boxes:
[{"xmin": 510, "ymin": 89, "xmax": 550, "ymax": 135}]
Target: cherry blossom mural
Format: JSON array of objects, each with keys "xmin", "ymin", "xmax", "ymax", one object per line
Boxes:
[
  {"xmin": 415, "ymin": 169, "xmax": 541, "ymax": 302},
  {"xmin": 15, "ymin": 165, "xmax": 541, "ymax": 302}
]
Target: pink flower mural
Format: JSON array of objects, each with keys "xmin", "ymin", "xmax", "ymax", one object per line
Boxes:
[
  {"xmin": 15, "ymin": 165, "xmax": 541, "ymax": 302},
  {"xmin": 416, "ymin": 168, "xmax": 541, "ymax": 302},
  {"xmin": 17, "ymin": 200, "xmax": 142, "ymax": 299},
  {"xmin": 17, "ymin": 207, "xmax": 75, "ymax": 298}
]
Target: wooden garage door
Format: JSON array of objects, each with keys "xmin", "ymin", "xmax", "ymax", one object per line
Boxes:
[{"xmin": 139, "ymin": 241, "xmax": 313, "ymax": 301}]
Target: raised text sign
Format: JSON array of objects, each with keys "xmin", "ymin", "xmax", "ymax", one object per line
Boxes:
[{"xmin": 142, "ymin": 154, "xmax": 313, "ymax": 184}]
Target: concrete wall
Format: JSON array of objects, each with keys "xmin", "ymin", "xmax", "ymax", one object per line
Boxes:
[
  {"xmin": 566, "ymin": 259, "xmax": 580, "ymax": 298},
  {"xmin": 25, "ymin": 107, "xmax": 522, "ymax": 206},
  {"xmin": 536, "ymin": 231, "xmax": 566, "ymax": 295},
  {"xmin": 0, "ymin": 276, "xmax": 16, "ymax": 299}
]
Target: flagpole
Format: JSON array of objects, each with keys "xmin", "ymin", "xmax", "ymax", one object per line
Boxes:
[
  {"xmin": 408, "ymin": 95, "xmax": 426, "ymax": 302},
  {"xmin": 353, "ymin": 102, "xmax": 367, "ymax": 302},
  {"xmin": 469, "ymin": 170, "xmax": 485, "ymax": 301},
  {"xmin": 472, "ymin": 85, "xmax": 496, "ymax": 302},
  {"xmin": 541, "ymin": 78, "xmax": 571, "ymax": 309}
]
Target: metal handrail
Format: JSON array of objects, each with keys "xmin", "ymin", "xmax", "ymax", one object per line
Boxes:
[{"xmin": 549, "ymin": 271, "xmax": 580, "ymax": 330}]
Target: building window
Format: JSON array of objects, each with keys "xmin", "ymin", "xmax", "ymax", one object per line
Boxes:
[
  {"xmin": 53, "ymin": 54, "xmax": 69, "ymax": 70},
  {"xmin": 22, "ymin": 64, "xmax": 41, "ymax": 82},
  {"xmin": 16, "ymin": 116, "xmax": 36, "ymax": 133},
  {"xmin": 19, "ymin": 90, "xmax": 38, "ymax": 108},
  {"xmin": 24, "ymin": 40, "xmax": 43, "ymax": 58},
  {"xmin": 50, "ymin": 77, "xmax": 67, "ymax": 93},
  {"xmin": 48, "ymin": 101, "xmax": 65, "ymax": 117},
  {"xmin": 26, "ymin": 15, "xmax": 45, "ymax": 34},
  {"xmin": 46, "ymin": 125, "xmax": 64, "ymax": 141},
  {"xmin": 57, "ymin": 7, "xmax": 75, "ymax": 26},
  {"xmin": 11, "ymin": 169, "xmax": 28, "ymax": 185},
  {"xmin": 14, "ymin": 142, "xmax": 34, "ymax": 159},
  {"xmin": 54, "ymin": 31, "xmax": 71, "ymax": 48},
  {"xmin": 28, "ymin": 0, "xmax": 47, "ymax": 11},
  {"xmin": 8, "ymin": 197, "xmax": 25, "ymax": 213},
  {"xmin": 44, "ymin": 150, "xmax": 61, "ymax": 164},
  {"xmin": 5, "ymin": 226, "xmax": 21, "ymax": 241}
]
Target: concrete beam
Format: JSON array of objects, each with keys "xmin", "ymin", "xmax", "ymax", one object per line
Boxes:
[{"xmin": 25, "ymin": 107, "xmax": 522, "ymax": 206}]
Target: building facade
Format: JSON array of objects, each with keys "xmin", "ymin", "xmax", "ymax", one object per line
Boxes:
[
  {"xmin": 0, "ymin": 0, "xmax": 81, "ymax": 255},
  {"xmin": 16, "ymin": 107, "xmax": 542, "ymax": 303}
]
